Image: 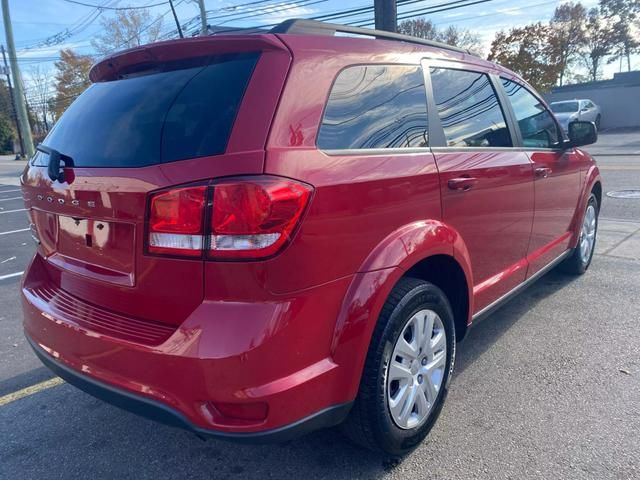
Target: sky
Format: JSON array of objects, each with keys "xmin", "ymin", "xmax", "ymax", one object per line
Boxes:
[{"xmin": 1, "ymin": 0, "xmax": 637, "ymax": 101}]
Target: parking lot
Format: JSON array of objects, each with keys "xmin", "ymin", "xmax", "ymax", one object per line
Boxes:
[{"xmin": 1, "ymin": 131, "xmax": 639, "ymax": 479}]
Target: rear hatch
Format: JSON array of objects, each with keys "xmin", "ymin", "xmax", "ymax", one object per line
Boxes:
[{"xmin": 21, "ymin": 35, "xmax": 290, "ymax": 326}]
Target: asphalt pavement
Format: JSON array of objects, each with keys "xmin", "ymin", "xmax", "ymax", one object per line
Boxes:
[{"xmin": 0, "ymin": 131, "xmax": 639, "ymax": 479}]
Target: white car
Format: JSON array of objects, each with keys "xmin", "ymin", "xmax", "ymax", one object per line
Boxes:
[{"xmin": 550, "ymin": 99, "xmax": 602, "ymax": 133}]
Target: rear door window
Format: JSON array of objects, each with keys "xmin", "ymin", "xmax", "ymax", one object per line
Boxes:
[
  {"xmin": 317, "ymin": 65, "xmax": 429, "ymax": 150},
  {"xmin": 430, "ymin": 68, "xmax": 512, "ymax": 148},
  {"xmin": 38, "ymin": 53, "xmax": 258, "ymax": 168},
  {"xmin": 501, "ymin": 78, "xmax": 560, "ymax": 148}
]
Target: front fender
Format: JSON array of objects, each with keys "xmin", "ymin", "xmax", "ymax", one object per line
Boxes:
[{"xmin": 330, "ymin": 220, "xmax": 474, "ymax": 400}]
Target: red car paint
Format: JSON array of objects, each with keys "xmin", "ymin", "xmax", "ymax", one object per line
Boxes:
[{"xmin": 21, "ymin": 30, "xmax": 600, "ymax": 437}]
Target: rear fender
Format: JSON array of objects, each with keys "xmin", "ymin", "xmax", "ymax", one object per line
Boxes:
[{"xmin": 330, "ymin": 220, "xmax": 473, "ymax": 400}]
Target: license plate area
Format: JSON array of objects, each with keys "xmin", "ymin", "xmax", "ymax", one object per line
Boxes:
[{"xmin": 48, "ymin": 215, "xmax": 136, "ymax": 286}]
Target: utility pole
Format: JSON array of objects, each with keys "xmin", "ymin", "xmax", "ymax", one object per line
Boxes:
[
  {"xmin": 168, "ymin": 0, "xmax": 184, "ymax": 38},
  {"xmin": 197, "ymin": 0, "xmax": 207, "ymax": 36},
  {"xmin": 1, "ymin": 0, "xmax": 34, "ymax": 158},
  {"xmin": 1, "ymin": 45, "xmax": 24, "ymax": 158},
  {"xmin": 374, "ymin": 0, "xmax": 397, "ymax": 32}
]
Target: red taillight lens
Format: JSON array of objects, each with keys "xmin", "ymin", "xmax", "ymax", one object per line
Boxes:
[
  {"xmin": 145, "ymin": 177, "xmax": 312, "ymax": 260},
  {"xmin": 209, "ymin": 178, "xmax": 312, "ymax": 259},
  {"xmin": 148, "ymin": 186, "xmax": 207, "ymax": 257}
]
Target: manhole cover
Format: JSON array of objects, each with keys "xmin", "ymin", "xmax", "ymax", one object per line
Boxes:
[{"xmin": 606, "ymin": 190, "xmax": 640, "ymax": 199}]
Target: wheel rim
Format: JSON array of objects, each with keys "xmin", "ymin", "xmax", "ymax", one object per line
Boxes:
[
  {"xmin": 387, "ymin": 309, "xmax": 447, "ymax": 430},
  {"xmin": 579, "ymin": 204, "xmax": 597, "ymax": 264}
]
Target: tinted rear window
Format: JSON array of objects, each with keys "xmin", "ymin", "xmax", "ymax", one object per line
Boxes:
[
  {"xmin": 39, "ymin": 53, "xmax": 258, "ymax": 168},
  {"xmin": 317, "ymin": 65, "xmax": 429, "ymax": 150}
]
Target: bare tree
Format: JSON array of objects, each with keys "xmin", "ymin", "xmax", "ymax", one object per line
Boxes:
[
  {"xmin": 91, "ymin": 8, "xmax": 163, "ymax": 56},
  {"xmin": 398, "ymin": 18, "xmax": 482, "ymax": 55},
  {"xmin": 28, "ymin": 65, "xmax": 53, "ymax": 133},
  {"xmin": 397, "ymin": 18, "xmax": 439, "ymax": 40},
  {"xmin": 580, "ymin": 8, "xmax": 615, "ymax": 81},
  {"xmin": 438, "ymin": 25, "xmax": 483, "ymax": 56},
  {"xmin": 599, "ymin": 0, "xmax": 640, "ymax": 71},
  {"xmin": 550, "ymin": 2, "xmax": 587, "ymax": 86}
]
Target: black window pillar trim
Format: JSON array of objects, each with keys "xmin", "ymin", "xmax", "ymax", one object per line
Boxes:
[
  {"xmin": 489, "ymin": 73, "xmax": 523, "ymax": 148},
  {"xmin": 421, "ymin": 59, "xmax": 447, "ymax": 148}
]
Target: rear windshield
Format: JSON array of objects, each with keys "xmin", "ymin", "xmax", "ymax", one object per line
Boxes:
[
  {"xmin": 38, "ymin": 53, "xmax": 258, "ymax": 168},
  {"xmin": 550, "ymin": 102, "xmax": 578, "ymax": 113}
]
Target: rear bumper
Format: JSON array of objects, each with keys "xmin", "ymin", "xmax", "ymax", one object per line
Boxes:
[
  {"xmin": 27, "ymin": 336, "xmax": 351, "ymax": 443},
  {"xmin": 22, "ymin": 254, "xmax": 357, "ymax": 438}
]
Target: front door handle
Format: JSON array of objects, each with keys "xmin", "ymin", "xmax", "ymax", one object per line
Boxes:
[
  {"xmin": 448, "ymin": 177, "xmax": 478, "ymax": 191},
  {"xmin": 535, "ymin": 167, "xmax": 552, "ymax": 179}
]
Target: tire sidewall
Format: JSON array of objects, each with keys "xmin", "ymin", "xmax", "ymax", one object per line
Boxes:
[
  {"xmin": 374, "ymin": 283, "xmax": 456, "ymax": 455},
  {"xmin": 579, "ymin": 194, "xmax": 599, "ymax": 271}
]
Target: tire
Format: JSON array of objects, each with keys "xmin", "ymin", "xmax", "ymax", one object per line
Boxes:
[
  {"xmin": 595, "ymin": 115, "xmax": 601, "ymax": 130},
  {"xmin": 560, "ymin": 193, "xmax": 598, "ymax": 275},
  {"xmin": 341, "ymin": 277, "xmax": 456, "ymax": 455}
]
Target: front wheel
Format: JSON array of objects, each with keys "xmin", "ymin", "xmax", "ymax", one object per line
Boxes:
[
  {"xmin": 341, "ymin": 277, "xmax": 456, "ymax": 455},
  {"xmin": 560, "ymin": 193, "xmax": 598, "ymax": 275},
  {"xmin": 595, "ymin": 115, "xmax": 601, "ymax": 130}
]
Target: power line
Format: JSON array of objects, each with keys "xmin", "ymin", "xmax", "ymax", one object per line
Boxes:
[{"xmin": 59, "ymin": 0, "xmax": 169, "ymax": 9}]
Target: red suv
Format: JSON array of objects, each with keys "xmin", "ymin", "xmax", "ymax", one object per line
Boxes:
[{"xmin": 21, "ymin": 20, "xmax": 601, "ymax": 455}]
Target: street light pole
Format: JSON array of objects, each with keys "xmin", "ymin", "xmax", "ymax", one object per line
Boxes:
[
  {"xmin": 1, "ymin": 0, "xmax": 34, "ymax": 158},
  {"xmin": 374, "ymin": 0, "xmax": 397, "ymax": 32},
  {"xmin": 197, "ymin": 0, "xmax": 207, "ymax": 36}
]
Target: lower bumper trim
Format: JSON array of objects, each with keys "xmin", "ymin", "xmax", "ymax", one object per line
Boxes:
[{"xmin": 27, "ymin": 335, "xmax": 352, "ymax": 443}]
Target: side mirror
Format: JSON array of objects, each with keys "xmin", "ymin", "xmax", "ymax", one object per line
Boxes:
[{"xmin": 567, "ymin": 121, "xmax": 597, "ymax": 148}]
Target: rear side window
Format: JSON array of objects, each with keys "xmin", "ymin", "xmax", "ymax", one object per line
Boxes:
[
  {"xmin": 501, "ymin": 79, "xmax": 560, "ymax": 148},
  {"xmin": 430, "ymin": 68, "xmax": 512, "ymax": 148},
  {"xmin": 317, "ymin": 65, "xmax": 429, "ymax": 150},
  {"xmin": 40, "ymin": 53, "xmax": 258, "ymax": 168}
]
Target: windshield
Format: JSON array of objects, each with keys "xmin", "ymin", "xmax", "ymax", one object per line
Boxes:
[
  {"xmin": 551, "ymin": 101, "xmax": 579, "ymax": 114},
  {"xmin": 39, "ymin": 53, "xmax": 258, "ymax": 168}
]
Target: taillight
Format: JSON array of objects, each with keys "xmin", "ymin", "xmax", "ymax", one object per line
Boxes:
[
  {"xmin": 209, "ymin": 178, "xmax": 311, "ymax": 259},
  {"xmin": 146, "ymin": 177, "xmax": 312, "ymax": 260},
  {"xmin": 148, "ymin": 186, "xmax": 207, "ymax": 257}
]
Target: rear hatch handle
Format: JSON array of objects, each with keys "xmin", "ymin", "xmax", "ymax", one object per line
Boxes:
[{"xmin": 36, "ymin": 144, "xmax": 74, "ymax": 183}]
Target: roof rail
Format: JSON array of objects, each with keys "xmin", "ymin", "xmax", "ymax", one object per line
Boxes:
[{"xmin": 269, "ymin": 18, "xmax": 473, "ymax": 56}]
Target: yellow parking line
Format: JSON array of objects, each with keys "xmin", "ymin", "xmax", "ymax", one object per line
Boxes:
[{"xmin": 0, "ymin": 377, "xmax": 64, "ymax": 407}]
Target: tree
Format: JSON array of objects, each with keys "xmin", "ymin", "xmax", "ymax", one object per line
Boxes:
[
  {"xmin": 398, "ymin": 18, "xmax": 438, "ymax": 40},
  {"xmin": 398, "ymin": 18, "xmax": 483, "ymax": 55},
  {"xmin": 52, "ymin": 49, "xmax": 93, "ymax": 120},
  {"xmin": 0, "ymin": 80, "xmax": 15, "ymax": 153},
  {"xmin": 28, "ymin": 65, "xmax": 53, "ymax": 133},
  {"xmin": 438, "ymin": 25, "xmax": 483, "ymax": 56},
  {"xmin": 91, "ymin": 8, "xmax": 163, "ymax": 56},
  {"xmin": 488, "ymin": 23, "xmax": 562, "ymax": 92},
  {"xmin": 550, "ymin": 2, "xmax": 587, "ymax": 86},
  {"xmin": 580, "ymin": 8, "xmax": 615, "ymax": 81},
  {"xmin": 599, "ymin": 0, "xmax": 640, "ymax": 71}
]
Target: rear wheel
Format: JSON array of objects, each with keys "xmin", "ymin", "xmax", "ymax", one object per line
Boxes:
[
  {"xmin": 595, "ymin": 115, "xmax": 601, "ymax": 130},
  {"xmin": 560, "ymin": 193, "xmax": 598, "ymax": 275},
  {"xmin": 341, "ymin": 277, "xmax": 456, "ymax": 455}
]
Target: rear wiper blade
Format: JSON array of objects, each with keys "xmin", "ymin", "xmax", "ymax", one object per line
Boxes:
[{"xmin": 36, "ymin": 144, "xmax": 74, "ymax": 183}]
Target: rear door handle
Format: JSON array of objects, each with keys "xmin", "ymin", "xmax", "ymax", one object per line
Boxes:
[
  {"xmin": 447, "ymin": 177, "xmax": 478, "ymax": 191},
  {"xmin": 535, "ymin": 167, "xmax": 552, "ymax": 179}
]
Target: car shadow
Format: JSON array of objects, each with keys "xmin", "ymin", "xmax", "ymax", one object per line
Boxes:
[
  {"xmin": 455, "ymin": 269, "xmax": 576, "ymax": 376},
  {"xmin": 1, "ymin": 270, "xmax": 579, "ymax": 480}
]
